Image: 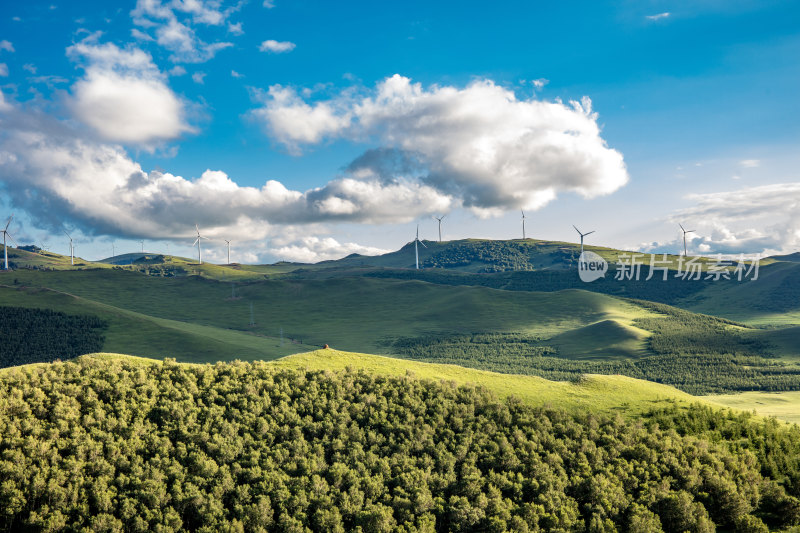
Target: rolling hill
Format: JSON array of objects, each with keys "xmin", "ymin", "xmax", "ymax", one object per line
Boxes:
[{"xmin": 2, "ymin": 238, "xmax": 798, "ymax": 397}]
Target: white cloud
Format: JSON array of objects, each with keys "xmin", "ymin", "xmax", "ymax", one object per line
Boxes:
[
  {"xmin": 228, "ymin": 21, "xmax": 243, "ymax": 35},
  {"xmin": 67, "ymin": 39, "xmax": 194, "ymax": 144},
  {"xmin": 29, "ymin": 75, "xmax": 69, "ymax": 87},
  {"xmin": 263, "ymin": 0, "xmax": 275, "ymax": 8},
  {"xmin": 0, "ymin": 40, "xmax": 13, "ymax": 52},
  {"xmin": 646, "ymin": 12, "xmax": 671, "ymax": 21},
  {"xmin": 131, "ymin": 0, "xmax": 236, "ymax": 63},
  {"xmin": 272, "ymin": 236, "xmax": 389, "ymax": 263},
  {"xmin": 253, "ymin": 74, "xmax": 629, "ymax": 213},
  {"xmin": 231, "ymin": 69, "xmax": 243, "ymax": 78},
  {"xmin": 131, "ymin": 28, "xmax": 155, "ymax": 41},
  {"xmin": 0, "ymin": 63, "xmax": 7, "ymax": 77},
  {"xmin": 739, "ymin": 159, "xmax": 760, "ymax": 168},
  {"xmin": 169, "ymin": 65, "xmax": 187, "ymax": 76},
  {"xmin": 532, "ymin": 78, "xmax": 548, "ymax": 89},
  {"xmin": 192, "ymin": 71, "xmax": 206, "ymax": 84},
  {"xmin": 23, "ymin": 63, "xmax": 37, "ymax": 74},
  {"xmin": 254, "ymin": 85, "xmax": 351, "ymax": 148},
  {"xmin": 0, "ymin": 110, "xmax": 453, "ymax": 244},
  {"xmin": 259, "ymin": 39, "xmax": 295, "ymax": 53},
  {"xmin": 643, "ymin": 183, "xmax": 800, "ymax": 255},
  {"xmin": 0, "ymin": 90, "xmax": 12, "ymax": 112}
]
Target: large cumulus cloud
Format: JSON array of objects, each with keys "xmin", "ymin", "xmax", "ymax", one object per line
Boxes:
[
  {"xmin": 0, "ymin": 105, "xmax": 451, "ymax": 240},
  {"xmin": 253, "ymin": 74, "xmax": 629, "ymax": 214}
]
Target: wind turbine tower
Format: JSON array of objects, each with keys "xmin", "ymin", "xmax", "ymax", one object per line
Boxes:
[
  {"xmin": 414, "ymin": 225, "xmax": 427, "ymax": 269},
  {"xmin": 192, "ymin": 224, "xmax": 208, "ymax": 264},
  {"xmin": 224, "ymin": 239, "xmax": 231, "ymax": 264},
  {"xmin": 2, "ymin": 215, "xmax": 16, "ymax": 270},
  {"xmin": 521, "ymin": 210, "xmax": 527, "ymax": 239},
  {"xmin": 573, "ymin": 225, "xmax": 595, "ymax": 255},
  {"xmin": 679, "ymin": 223, "xmax": 695, "ymax": 257},
  {"xmin": 63, "ymin": 230, "xmax": 74, "ymax": 265},
  {"xmin": 139, "ymin": 240, "xmax": 144, "ymax": 253},
  {"xmin": 434, "ymin": 215, "xmax": 445, "ymax": 242}
]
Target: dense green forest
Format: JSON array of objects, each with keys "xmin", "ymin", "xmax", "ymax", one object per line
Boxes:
[
  {"xmin": 2, "ymin": 358, "xmax": 800, "ymax": 532},
  {"xmin": 387, "ymin": 308, "xmax": 800, "ymax": 394},
  {"xmin": 0, "ymin": 307, "xmax": 107, "ymax": 368}
]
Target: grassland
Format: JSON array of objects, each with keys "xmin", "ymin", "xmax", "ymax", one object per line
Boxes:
[
  {"xmin": 271, "ymin": 348, "xmax": 708, "ymax": 416},
  {"xmin": 5, "ymin": 269, "xmax": 661, "ymax": 357},
  {"xmin": 4, "ymin": 239, "xmax": 799, "ymax": 419},
  {"xmin": 56, "ymin": 350, "xmax": 800, "ymax": 425},
  {"xmin": 0, "ymin": 284, "xmax": 317, "ymax": 363},
  {"xmin": 702, "ymin": 391, "xmax": 800, "ymax": 425}
]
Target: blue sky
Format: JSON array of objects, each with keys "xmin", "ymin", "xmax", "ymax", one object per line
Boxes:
[{"xmin": 0, "ymin": 0, "xmax": 798, "ymax": 263}]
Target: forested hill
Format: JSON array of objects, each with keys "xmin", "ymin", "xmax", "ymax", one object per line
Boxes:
[{"xmin": 2, "ymin": 356, "xmax": 800, "ymax": 531}]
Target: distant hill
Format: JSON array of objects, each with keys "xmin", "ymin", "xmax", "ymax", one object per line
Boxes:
[{"xmin": 769, "ymin": 252, "xmax": 800, "ymax": 263}]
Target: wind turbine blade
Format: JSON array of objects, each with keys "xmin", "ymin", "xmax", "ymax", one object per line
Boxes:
[
  {"xmin": 192, "ymin": 238, "xmax": 200, "ymax": 246},
  {"xmin": 573, "ymin": 225, "xmax": 581, "ymax": 235},
  {"xmin": 63, "ymin": 229, "xmax": 71, "ymax": 239},
  {"xmin": 6, "ymin": 233, "xmax": 16, "ymax": 245},
  {"xmin": 420, "ymin": 240, "xmax": 427, "ymax": 248},
  {"xmin": 4, "ymin": 214, "xmax": 12, "ymax": 231},
  {"xmin": 585, "ymin": 231, "xmax": 595, "ymax": 236},
  {"xmin": 687, "ymin": 229, "xmax": 696, "ymax": 233}
]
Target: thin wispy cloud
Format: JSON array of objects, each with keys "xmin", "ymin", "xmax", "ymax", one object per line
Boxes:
[
  {"xmin": 0, "ymin": 40, "xmax": 13, "ymax": 53},
  {"xmin": 646, "ymin": 12, "xmax": 671, "ymax": 21},
  {"xmin": 130, "ymin": 0, "xmax": 237, "ymax": 63},
  {"xmin": 259, "ymin": 40, "xmax": 295, "ymax": 53},
  {"xmin": 643, "ymin": 183, "xmax": 800, "ymax": 255},
  {"xmin": 739, "ymin": 159, "xmax": 760, "ymax": 168},
  {"xmin": 228, "ymin": 22, "xmax": 243, "ymax": 35}
]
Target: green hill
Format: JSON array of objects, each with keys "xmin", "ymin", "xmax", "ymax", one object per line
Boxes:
[
  {"xmin": 2, "ymin": 353, "xmax": 800, "ymax": 532},
  {"xmin": 4, "ymin": 264, "xmax": 799, "ymax": 395},
  {"xmin": 271, "ymin": 349, "xmax": 701, "ymax": 416},
  {"xmin": 4, "ymin": 269, "xmax": 659, "ymax": 356},
  {"xmin": 680, "ymin": 260, "xmax": 800, "ymax": 325},
  {"xmin": 0, "ymin": 285, "xmax": 316, "ymax": 364}
]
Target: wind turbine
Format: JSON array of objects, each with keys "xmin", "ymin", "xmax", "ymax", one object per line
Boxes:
[
  {"xmin": 139, "ymin": 240, "xmax": 145, "ymax": 253},
  {"xmin": 573, "ymin": 225, "xmax": 595, "ymax": 255},
  {"xmin": 434, "ymin": 215, "xmax": 445, "ymax": 242},
  {"xmin": 192, "ymin": 224, "xmax": 208, "ymax": 264},
  {"xmin": 63, "ymin": 229, "xmax": 74, "ymax": 265},
  {"xmin": 679, "ymin": 223, "xmax": 695, "ymax": 257},
  {"xmin": 521, "ymin": 210, "xmax": 527, "ymax": 239},
  {"xmin": 2, "ymin": 215, "xmax": 16, "ymax": 270},
  {"xmin": 414, "ymin": 224, "xmax": 427, "ymax": 270},
  {"xmin": 224, "ymin": 239, "xmax": 232, "ymax": 264}
]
